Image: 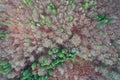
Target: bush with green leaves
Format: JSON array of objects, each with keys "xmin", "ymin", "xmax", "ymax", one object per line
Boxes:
[
  {"xmin": 20, "ymin": 48, "xmax": 77, "ymax": 80},
  {"xmin": 20, "ymin": 67, "xmax": 49, "ymax": 80},
  {"xmin": 41, "ymin": 48, "xmax": 77, "ymax": 71},
  {"xmin": 0, "ymin": 61, "xmax": 12, "ymax": 75}
]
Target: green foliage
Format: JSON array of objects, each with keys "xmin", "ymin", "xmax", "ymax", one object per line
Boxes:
[
  {"xmin": 96, "ymin": 14, "xmax": 115, "ymax": 31},
  {"xmin": 58, "ymin": 52, "xmax": 65, "ymax": 58},
  {"xmin": 31, "ymin": 62, "xmax": 37, "ymax": 70},
  {"xmin": 40, "ymin": 14, "xmax": 52, "ymax": 26},
  {"xmin": 52, "ymin": 48, "xmax": 59, "ymax": 53},
  {"xmin": 0, "ymin": 61, "xmax": 12, "ymax": 75},
  {"xmin": 38, "ymin": 75, "xmax": 49, "ymax": 80},
  {"xmin": 0, "ymin": 32, "xmax": 7, "ymax": 39},
  {"xmin": 21, "ymin": 68, "xmax": 31, "ymax": 80},
  {"xmin": 28, "ymin": 14, "xmax": 52, "ymax": 28},
  {"xmin": 96, "ymin": 45, "xmax": 103, "ymax": 49},
  {"xmin": 83, "ymin": 2, "xmax": 89, "ymax": 10},
  {"xmin": 46, "ymin": 21, "xmax": 52, "ymax": 26},
  {"xmin": 23, "ymin": 69, "xmax": 30, "ymax": 76},
  {"xmin": 47, "ymin": 4, "xmax": 55, "ymax": 11},
  {"xmin": 0, "ymin": 6, "xmax": 6, "ymax": 11},
  {"xmin": 40, "ymin": 14, "xmax": 46, "ymax": 20},
  {"xmin": 68, "ymin": 0, "xmax": 76, "ymax": 10},
  {"xmin": 0, "ymin": 22, "xmax": 8, "ymax": 25},
  {"xmin": 71, "ymin": 3, "xmax": 76, "ymax": 10},
  {"xmin": 27, "ymin": 19, "xmax": 36, "ymax": 25},
  {"xmin": 20, "ymin": 66, "xmax": 49, "ymax": 80},
  {"xmin": 102, "ymin": 32, "xmax": 108, "ymax": 38},
  {"xmin": 48, "ymin": 69, "xmax": 54, "ymax": 76},
  {"xmin": 60, "ymin": 28, "xmax": 64, "ymax": 32},
  {"xmin": 96, "ymin": 24, "xmax": 104, "ymax": 29},
  {"xmin": 40, "ymin": 58, "xmax": 51, "ymax": 67},
  {"xmin": 48, "ymin": 50, "xmax": 54, "ymax": 55},
  {"xmin": 110, "ymin": 72, "xmax": 120, "ymax": 80},
  {"xmin": 96, "ymin": 14, "xmax": 108, "ymax": 24},
  {"xmin": 47, "ymin": 3, "xmax": 57, "ymax": 16},
  {"xmin": 24, "ymin": 39, "xmax": 32, "ymax": 43},
  {"xmin": 51, "ymin": 9, "xmax": 57, "ymax": 16},
  {"xmin": 68, "ymin": 0, "xmax": 73, "ymax": 5},
  {"xmin": 27, "ymin": 19, "xmax": 39, "ymax": 29},
  {"xmin": 48, "ymin": 48, "xmax": 76, "ymax": 60},
  {"xmin": 96, "ymin": 14, "xmax": 114, "ymax": 24},
  {"xmin": 69, "ymin": 15, "xmax": 74, "ymax": 22},
  {"xmin": 61, "ymin": 48, "xmax": 67, "ymax": 54},
  {"xmin": 46, "ymin": 48, "xmax": 77, "ymax": 70},
  {"xmin": 22, "ymin": 0, "xmax": 33, "ymax": 6},
  {"xmin": 41, "ymin": 20, "xmax": 46, "ymax": 25},
  {"xmin": 20, "ymin": 48, "xmax": 77, "ymax": 80},
  {"xmin": 48, "ymin": 48, "xmax": 59, "ymax": 55},
  {"xmin": 114, "ymin": 40, "xmax": 120, "ymax": 45}
]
